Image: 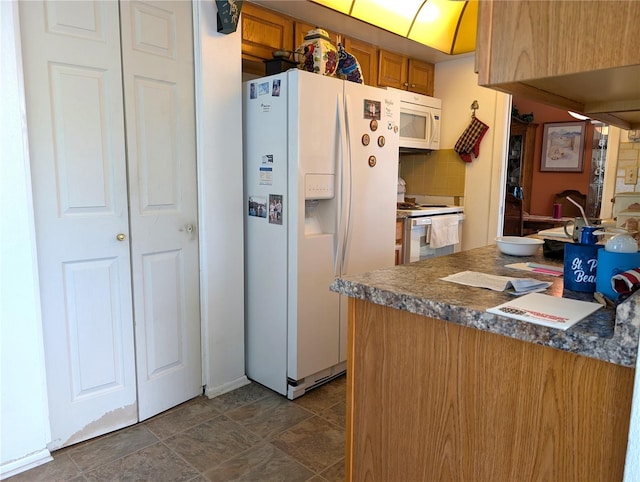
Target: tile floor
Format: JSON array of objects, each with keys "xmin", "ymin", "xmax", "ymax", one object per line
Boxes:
[{"xmin": 8, "ymin": 375, "xmax": 346, "ymax": 482}]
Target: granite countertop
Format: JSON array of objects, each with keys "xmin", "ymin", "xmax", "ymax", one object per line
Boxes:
[{"xmin": 330, "ymin": 244, "xmax": 640, "ymax": 367}]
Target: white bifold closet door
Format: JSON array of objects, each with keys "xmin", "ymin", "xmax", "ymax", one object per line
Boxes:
[{"xmin": 20, "ymin": 0, "xmax": 201, "ymax": 450}]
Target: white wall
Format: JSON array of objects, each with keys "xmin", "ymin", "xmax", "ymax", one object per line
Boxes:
[
  {"xmin": 0, "ymin": 1, "xmax": 52, "ymax": 477},
  {"xmin": 435, "ymin": 55, "xmax": 510, "ymax": 250},
  {"xmin": 194, "ymin": 1, "xmax": 248, "ymax": 397}
]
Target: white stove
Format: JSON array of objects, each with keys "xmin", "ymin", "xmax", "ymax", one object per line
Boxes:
[
  {"xmin": 396, "ymin": 205, "xmax": 465, "ymax": 264},
  {"xmin": 397, "ymin": 204, "xmax": 464, "ymax": 217}
]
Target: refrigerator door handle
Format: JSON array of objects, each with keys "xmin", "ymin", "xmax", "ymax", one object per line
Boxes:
[
  {"xmin": 333, "ymin": 95, "xmax": 345, "ymax": 277},
  {"xmin": 338, "ymin": 92, "xmax": 353, "ymax": 276}
]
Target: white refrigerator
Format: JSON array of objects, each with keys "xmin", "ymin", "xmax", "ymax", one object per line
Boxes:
[{"xmin": 243, "ymin": 69, "xmax": 400, "ymax": 399}]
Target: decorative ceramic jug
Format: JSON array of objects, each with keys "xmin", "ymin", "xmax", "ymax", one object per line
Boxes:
[
  {"xmin": 336, "ymin": 43, "xmax": 363, "ymax": 83},
  {"xmin": 297, "ymin": 28, "xmax": 338, "ymax": 76}
]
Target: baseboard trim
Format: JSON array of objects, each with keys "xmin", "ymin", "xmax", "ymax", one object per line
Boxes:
[
  {"xmin": 1, "ymin": 449, "xmax": 52, "ymax": 480},
  {"xmin": 204, "ymin": 375, "xmax": 250, "ymax": 399}
]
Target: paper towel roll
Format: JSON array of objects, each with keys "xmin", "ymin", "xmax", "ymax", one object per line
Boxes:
[
  {"xmin": 397, "ymin": 177, "xmax": 406, "ymax": 202},
  {"xmin": 595, "ymin": 249, "xmax": 640, "ymax": 300}
]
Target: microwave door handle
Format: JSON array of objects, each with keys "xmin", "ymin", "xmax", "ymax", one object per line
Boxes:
[{"xmin": 428, "ymin": 111, "xmax": 435, "ymax": 146}]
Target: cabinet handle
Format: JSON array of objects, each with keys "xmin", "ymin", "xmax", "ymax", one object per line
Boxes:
[
  {"xmin": 403, "ymin": 82, "xmax": 409, "ymax": 87},
  {"xmin": 410, "ymin": 83, "xmax": 416, "ymax": 88}
]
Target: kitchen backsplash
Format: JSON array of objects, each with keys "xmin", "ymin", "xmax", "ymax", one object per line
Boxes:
[{"xmin": 399, "ymin": 148, "xmax": 466, "ymax": 197}]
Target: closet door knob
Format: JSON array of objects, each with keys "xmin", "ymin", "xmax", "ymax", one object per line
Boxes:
[{"xmin": 116, "ymin": 233, "xmax": 126, "ymax": 241}]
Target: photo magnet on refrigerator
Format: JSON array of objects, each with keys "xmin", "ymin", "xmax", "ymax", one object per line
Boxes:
[
  {"xmin": 268, "ymin": 194, "xmax": 283, "ymax": 225},
  {"xmin": 248, "ymin": 196, "xmax": 267, "ymax": 218}
]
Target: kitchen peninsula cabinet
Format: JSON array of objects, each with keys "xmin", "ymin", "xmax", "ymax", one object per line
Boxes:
[
  {"xmin": 476, "ymin": 0, "xmax": 640, "ymax": 130},
  {"xmin": 377, "ymin": 49, "xmax": 434, "ymax": 96},
  {"xmin": 332, "ymin": 246, "xmax": 637, "ymax": 481}
]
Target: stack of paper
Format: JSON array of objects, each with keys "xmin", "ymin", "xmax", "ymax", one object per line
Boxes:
[
  {"xmin": 440, "ymin": 271, "xmax": 552, "ymax": 295},
  {"xmin": 537, "ymin": 226, "xmax": 571, "ymax": 239},
  {"xmin": 506, "ymin": 262, "xmax": 563, "ymax": 277},
  {"xmin": 486, "ymin": 293, "xmax": 602, "ymax": 330}
]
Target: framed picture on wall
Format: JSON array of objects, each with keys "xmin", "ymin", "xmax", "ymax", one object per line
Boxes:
[{"xmin": 540, "ymin": 121, "xmax": 587, "ymax": 172}]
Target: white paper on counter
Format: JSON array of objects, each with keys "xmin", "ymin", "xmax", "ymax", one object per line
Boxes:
[
  {"xmin": 505, "ymin": 262, "xmax": 563, "ymax": 277},
  {"xmin": 487, "ymin": 293, "xmax": 602, "ymax": 330},
  {"xmin": 537, "ymin": 226, "xmax": 571, "ymax": 238},
  {"xmin": 440, "ymin": 271, "xmax": 552, "ymax": 295}
]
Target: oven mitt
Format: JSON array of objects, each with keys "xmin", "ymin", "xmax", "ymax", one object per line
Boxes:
[
  {"xmin": 611, "ymin": 267, "xmax": 640, "ymax": 295},
  {"xmin": 454, "ymin": 117, "xmax": 489, "ymax": 163}
]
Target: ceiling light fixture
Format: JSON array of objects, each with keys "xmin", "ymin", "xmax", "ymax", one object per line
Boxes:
[
  {"xmin": 568, "ymin": 111, "xmax": 591, "ymax": 121},
  {"xmin": 309, "ymin": 0, "xmax": 477, "ymax": 55}
]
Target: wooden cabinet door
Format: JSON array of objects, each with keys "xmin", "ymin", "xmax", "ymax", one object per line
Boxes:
[
  {"xmin": 510, "ymin": 122, "xmax": 538, "ymax": 214},
  {"xmin": 377, "ymin": 49, "xmax": 408, "ymax": 90},
  {"xmin": 503, "ymin": 193, "xmax": 524, "ymax": 236},
  {"xmin": 475, "ymin": 1, "xmax": 640, "ymax": 130},
  {"xmin": 503, "ymin": 121, "xmax": 538, "ymax": 235},
  {"xmin": 343, "ymin": 37, "xmax": 378, "ymax": 86},
  {"xmin": 477, "ymin": 0, "xmax": 640, "ymax": 85},
  {"xmin": 241, "ymin": 3, "xmax": 294, "ymax": 63},
  {"xmin": 407, "ymin": 59, "xmax": 434, "ymax": 96}
]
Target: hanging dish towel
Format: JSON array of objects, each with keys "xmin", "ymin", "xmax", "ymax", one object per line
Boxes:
[
  {"xmin": 454, "ymin": 117, "xmax": 489, "ymax": 163},
  {"xmin": 611, "ymin": 267, "xmax": 640, "ymax": 295},
  {"xmin": 430, "ymin": 215, "xmax": 460, "ymax": 249}
]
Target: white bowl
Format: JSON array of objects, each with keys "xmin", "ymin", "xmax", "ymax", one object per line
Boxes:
[{"xmin": 496, "ymin": 236, "xmax": 544, "ymax": 256}]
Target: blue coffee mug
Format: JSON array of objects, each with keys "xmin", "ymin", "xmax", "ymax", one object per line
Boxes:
[{"xmin": 579, "ymin": 225, "xmax": 599, "ymax": 245}]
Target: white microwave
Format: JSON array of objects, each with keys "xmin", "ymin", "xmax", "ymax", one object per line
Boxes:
[{"xmin": 395, "ymin": 90, "xmax": 442, "ymax": 150}]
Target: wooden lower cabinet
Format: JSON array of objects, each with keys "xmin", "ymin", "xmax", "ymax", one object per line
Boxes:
[{"xmin": 346, "ymin": 299, "xmax": 634, "ymax": 482}]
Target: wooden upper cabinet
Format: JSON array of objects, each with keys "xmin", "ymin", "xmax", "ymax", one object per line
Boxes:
[
  {"xmin": 377, "ymin": 50, "xmax": 408, "ymax": 90},
  {"xmin": 407, "ymin": 59, "xmax": 434, "ymax": 96},
  {"xmin": 294, "ymin": 21, "xmax": 341, "ymax": 54},
  {"xmin": 476, "ymin": 0, "xmax": 640, "ymax": 130},
  {"xmin": 241, "ymin": 2, "xmax": 294, "ymax": 63},
  {"xmin": 343, "ymin": 37, "xmax": 378, "ymax": 86},
  {"xmin": 377, "ymin": 49, "xmax": 434, "ymax": 96},
  {"xmin": 240, "ymin": 2, "xmax": 435, "ymax": 97}
]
